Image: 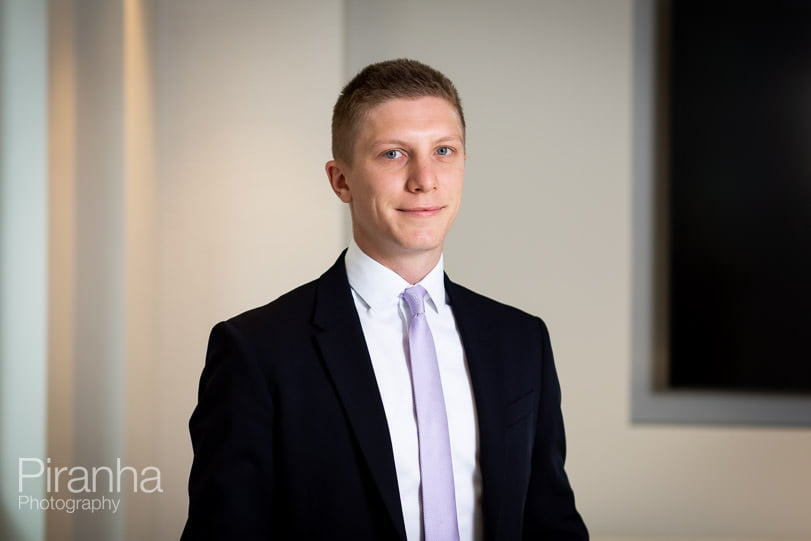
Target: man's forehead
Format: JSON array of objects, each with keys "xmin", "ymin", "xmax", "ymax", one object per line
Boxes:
[
  {"xmin": 357, "ymin": 97, "xmax": 464, "ymax": 138},
  {"xmin": 364, "ymin": 95, "xmax": 458, "ymax": 116}
]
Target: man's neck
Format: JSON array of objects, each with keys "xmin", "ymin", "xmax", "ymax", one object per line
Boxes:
[{"xmin": 352, "ymin": 240, "xmax": 442, "ymax": 285}]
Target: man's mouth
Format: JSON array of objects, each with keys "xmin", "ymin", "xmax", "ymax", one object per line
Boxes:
[{"xmin": 398, "ymin": 206, "xmax": 444, "ymax": 217}]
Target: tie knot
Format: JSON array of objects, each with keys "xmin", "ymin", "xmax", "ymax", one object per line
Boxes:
[{"xmin": 402, "ymin": 285, "xmax": 428, "ymax": 316}]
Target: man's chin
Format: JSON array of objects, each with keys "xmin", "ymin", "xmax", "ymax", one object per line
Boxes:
[
  {"xmin": 398, "ymin": 229, "xmax": 449, "ymax": 249},
  {"xmin": 397, "ymin": 241, "xmax": 444, "ymax": 258}
]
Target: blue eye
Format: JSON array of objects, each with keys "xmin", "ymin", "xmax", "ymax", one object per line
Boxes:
[
  {"xmin": 383, "ymin": 149, "xmax": 403, "ymax": 159},
  {"xmin": 436, "ymin": 146, "xmax": 453, "ymax": 156}
]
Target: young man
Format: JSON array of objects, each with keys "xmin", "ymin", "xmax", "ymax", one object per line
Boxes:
[{"xmin": 182, "ymin": 59, "xmax": 587, "ymax": 540}]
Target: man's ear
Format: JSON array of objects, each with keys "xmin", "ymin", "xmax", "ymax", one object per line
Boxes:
[{"xmin": 325, "ymin": 160, "xmax": 352, "ymax": 203}]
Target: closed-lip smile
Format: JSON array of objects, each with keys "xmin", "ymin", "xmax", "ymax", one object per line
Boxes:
[{"xmin": 398, "ymin": 206, "xmax": 444, "ymax": 216}]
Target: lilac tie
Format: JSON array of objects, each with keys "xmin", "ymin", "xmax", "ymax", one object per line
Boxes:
[{"xmin": 402, "ymin": 285, "xmax": 460, "ymax": 541}]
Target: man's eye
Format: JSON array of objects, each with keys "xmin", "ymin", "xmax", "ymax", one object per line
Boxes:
[
  {"xmin": 383, "ymin": 150, "xmax": 403, "ymax": 159},
  {"xmin": 436, "ymin": 146, "xmax": 453, "ymax": 156}
]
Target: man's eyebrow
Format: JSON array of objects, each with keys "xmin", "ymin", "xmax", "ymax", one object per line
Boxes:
[
  {"xmin": 433, "ymin": 135, "xmax": 464, "ymax": 145},
  {"xmin": 368, "ymin": 139, "xmax": 409, "ymax": 148},
  {"xmin": 368, "ymin": 135, "xmax": 464, "ymax": 148}
]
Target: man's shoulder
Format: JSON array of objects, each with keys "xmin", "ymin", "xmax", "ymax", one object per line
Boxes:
[
  {"xmin": 218, "ymin": 253, "xmax": 349, "ymax": 338},
  {"xmin": 446, "ymin": 279, "xmax": 548, "ymax": 333},
  {"xmin": 226, "ymin": 278, "xmax": 319, "ymax": 331}
]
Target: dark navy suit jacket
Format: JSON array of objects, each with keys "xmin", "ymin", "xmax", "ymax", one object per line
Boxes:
[{"xmin": 181, "ymin": 252, "xmax": 588, "ymax": 540}]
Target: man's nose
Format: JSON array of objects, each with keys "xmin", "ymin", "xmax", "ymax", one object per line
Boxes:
[{"xmin": 406, "ymin": 156, "xmax": 438, "ymax": 193}]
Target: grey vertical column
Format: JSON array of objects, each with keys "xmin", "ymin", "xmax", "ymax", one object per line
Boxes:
[{"xmin": 0, "ymin": 0, "xmax": 49, "ymax": 540}]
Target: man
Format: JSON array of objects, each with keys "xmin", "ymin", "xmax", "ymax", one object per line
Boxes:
[{"xmin": 182, "ymin": 59, "xmax": 587, "ymax": 540}]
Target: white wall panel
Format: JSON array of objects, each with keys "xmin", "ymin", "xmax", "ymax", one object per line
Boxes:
[{"xmin": 152, "ymin": 1, "xmax": 344, "ymax": 538}]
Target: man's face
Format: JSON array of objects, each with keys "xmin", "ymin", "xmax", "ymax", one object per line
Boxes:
[{"xmin": 326, "ymin": 96, "xmax": 465, "ymax": 267}]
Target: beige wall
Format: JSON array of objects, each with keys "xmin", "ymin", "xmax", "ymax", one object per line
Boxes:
[{"xmin": 2, "ymin": 0, "xmax": 809, "ymax": 540}]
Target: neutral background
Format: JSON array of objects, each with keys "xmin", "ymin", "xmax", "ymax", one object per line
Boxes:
[{"xmin": 2, "ymin": 0, "xmax": 810, "ymax": 540}]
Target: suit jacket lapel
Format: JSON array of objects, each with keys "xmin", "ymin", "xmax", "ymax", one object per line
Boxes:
[
  {"xmin": 312, "ymin": 253, "xmax": 407, "ymax": 541},
  {"xmin": 445, "ymin": 276, "xmax": 508, "ymax": 541}
]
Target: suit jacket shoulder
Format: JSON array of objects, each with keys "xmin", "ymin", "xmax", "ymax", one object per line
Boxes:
[
  {"xmin": 224, "ymin": 278, "xmax": 318, "ymax": 336},
  {"xmin": 445, "ymin": 277, "xmax": 554, "ymax": 371},
  {"xmin": 446, "ymin": 279, "xmax": 547, "ymax": 327}
]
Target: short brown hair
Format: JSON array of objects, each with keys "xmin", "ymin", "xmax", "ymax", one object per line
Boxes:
[{"xmin": 331, "ymin": 58, "xmax": 465, "ymax": 163}]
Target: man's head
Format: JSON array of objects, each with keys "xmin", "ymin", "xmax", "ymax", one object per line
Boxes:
[
  {"xmin": 331, "ymin": 58, "xmax": 465, "ymax": 165},
  {"xmin": 325, "ymin": 60, "xmax": 466, "ymax": 279}
]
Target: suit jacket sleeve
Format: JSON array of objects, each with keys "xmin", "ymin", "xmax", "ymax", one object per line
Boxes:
[
  {"xmin": 522, "ymin": 317, "xmax": 589, "ymax": 540},
  {"xmin": 181, "ymin": 320, "xmax": 275, "ymax": 540}
]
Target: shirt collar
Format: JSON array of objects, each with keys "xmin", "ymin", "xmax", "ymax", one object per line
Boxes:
[{"xmin": 345, "ymin": 239, "xmax": 447, "ymax": 314}]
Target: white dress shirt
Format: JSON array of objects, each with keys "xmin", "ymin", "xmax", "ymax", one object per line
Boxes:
[{"xmin": 344, "ymin": 240, "xmax": 482, "ymax": 541}]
